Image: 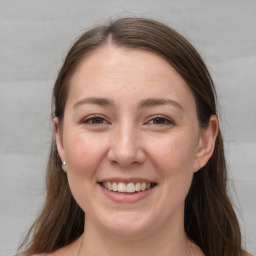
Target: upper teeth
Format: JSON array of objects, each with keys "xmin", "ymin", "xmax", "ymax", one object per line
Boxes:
[{"xmin": 102, "ymin": 182, "xmax": 152, "ymax": 193}]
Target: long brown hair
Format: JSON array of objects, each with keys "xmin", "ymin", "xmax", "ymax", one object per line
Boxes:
[{"xmin": 20, "ymin": 17, "xmax": 245, "ymax": 256}]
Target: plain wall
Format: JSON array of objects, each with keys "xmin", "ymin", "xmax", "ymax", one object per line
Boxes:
[{"xmin": 0, "ymin": 0, "xmax": 255, "ymax": 255}]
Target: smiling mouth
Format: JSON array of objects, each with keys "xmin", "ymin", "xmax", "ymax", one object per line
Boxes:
[{"xmin": 100, "ymin": 181, "xmax": 157, "ymax": 193}]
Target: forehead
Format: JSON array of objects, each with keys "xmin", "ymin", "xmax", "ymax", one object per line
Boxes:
[
  {"xmin": 73, "ymin": 46, "xmax": 181, "ymax": 81},
  {"xmin": 67, "ymin": 46, "xmax": 196, "ymax": 111}
]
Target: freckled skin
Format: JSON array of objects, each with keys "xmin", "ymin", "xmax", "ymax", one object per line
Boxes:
[{"xmin": 55, "ymin": 46, "xmax": 217, "ymax": 255}]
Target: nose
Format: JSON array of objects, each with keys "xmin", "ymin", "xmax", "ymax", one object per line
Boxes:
[{"xmin": 107, "ymin": 123, "xmax": 145, "ymax": 167}]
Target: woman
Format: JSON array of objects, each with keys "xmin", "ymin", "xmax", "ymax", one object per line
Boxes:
[{"xmin": 18, "ymin": 17, "xmax": 251, "ymax": 256}]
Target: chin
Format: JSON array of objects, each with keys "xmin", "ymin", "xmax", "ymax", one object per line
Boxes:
[{"xmin": 98, "ymin": 211, "xmax": 154, "ymax": 238}]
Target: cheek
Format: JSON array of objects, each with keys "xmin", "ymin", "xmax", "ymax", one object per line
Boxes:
[
  {"xmin": 154, "ymin": 138, "xmax": 196, "ymax": 209},
  {"xmin": 63, "ymin": 133, "xmax": 107, "ymax": 212},
  {"xmin": 148, "ymin": 133, "xmax": 198, "ymax": 197},
  {"xmin": 148, "ymin": 132, "xmax": 198, "ymax": 173},
  {"xmin": 63, "ymin": 132, "xmax": 105, "ymax": 178}
]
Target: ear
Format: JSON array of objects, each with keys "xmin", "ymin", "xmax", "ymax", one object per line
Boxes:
[
  {"xmin": 53, "ymin": 117, "xmax": 67, "ymax": 172},
  {"xmin": 194, "ymin": 115, "xmax": 219, "ymax": 172}
]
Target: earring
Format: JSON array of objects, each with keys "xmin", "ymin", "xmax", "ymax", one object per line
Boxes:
[{"xmin": 62, "ymin": 161, "xmax": 67, "ymax": 166}]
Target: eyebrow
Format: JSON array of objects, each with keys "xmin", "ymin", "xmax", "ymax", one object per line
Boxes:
[
  {"xmin": 73, "ymin": 97, "xmax": 184, "ymax": 111},
  {"xmin": 73, "ymin": 97, "xmax": 115, "ymax": 109},
  {"xmin": 138, "ymin": 98, "xmax": 184, "ymax": 111}
]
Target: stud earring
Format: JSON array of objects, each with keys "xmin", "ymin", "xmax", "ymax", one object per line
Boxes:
[{"xmin": 62, "ymin": 161, "xmax": 67, "ymax": 166}]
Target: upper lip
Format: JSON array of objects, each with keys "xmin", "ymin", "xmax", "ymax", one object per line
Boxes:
[{"xmin": 98, "ymin": 177, "xmax": 157, "ymax": 184}]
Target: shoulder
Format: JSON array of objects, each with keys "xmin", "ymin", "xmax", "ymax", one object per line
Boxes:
[
  {"xmin": 15, "ymin": 253, "xmax": 48, "ymax": 256},
  {"xmin": 33, "ymin": 254, "xmax": 48, "ymax": 256},
  {"xmin": 16, "ymin": 236, "xmax": 82, "ymax": 256}
]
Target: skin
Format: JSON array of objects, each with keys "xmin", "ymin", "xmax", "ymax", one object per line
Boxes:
[{"xmin": 54, "ymin": 46, "xmax": 218, "ymax": 256}]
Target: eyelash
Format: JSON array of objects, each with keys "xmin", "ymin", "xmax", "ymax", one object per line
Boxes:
[
  {"xmin": 82, "ymin": 115, "xmax": 109, "ymax": 125},
  {"xmin": 81, "ymin": 115, "xmax": 174, "ymax": 127},
  {"xmin": 145, "ymin": 115, "xmax": 174, "ymax": 126}
]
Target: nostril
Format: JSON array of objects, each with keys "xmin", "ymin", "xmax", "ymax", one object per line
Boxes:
[{"xmin": 107, "ymin": 146, "xmax": 146, "ymax": 167}]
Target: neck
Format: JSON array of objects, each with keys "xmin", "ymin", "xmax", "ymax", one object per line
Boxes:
[{"xmin": 78, "ymin": 215, "xmax": 197, "ymax": 256}]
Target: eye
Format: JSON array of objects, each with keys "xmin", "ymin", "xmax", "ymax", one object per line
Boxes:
[
  {"xmin": 82, "ymin": 115, "xmax": 109, "ymax": 125},
  {"xmin": 146, "ymin": 115, "xmax": 174, "ymax": 126}
]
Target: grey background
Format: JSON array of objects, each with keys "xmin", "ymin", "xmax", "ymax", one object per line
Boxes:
[{"xmin": 0, "ymin": 0, "xmax": 255, "ymax": 255}]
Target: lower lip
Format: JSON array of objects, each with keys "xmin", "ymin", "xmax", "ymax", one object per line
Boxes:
[{"xmin": 99, "ymin": 184, "xmax": 156, "ymax": 203}]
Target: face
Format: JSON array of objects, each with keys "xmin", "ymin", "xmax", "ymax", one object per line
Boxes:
[{"xmin": 55, "ymin": 46, "xmax": 217, "ymax": 239}]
